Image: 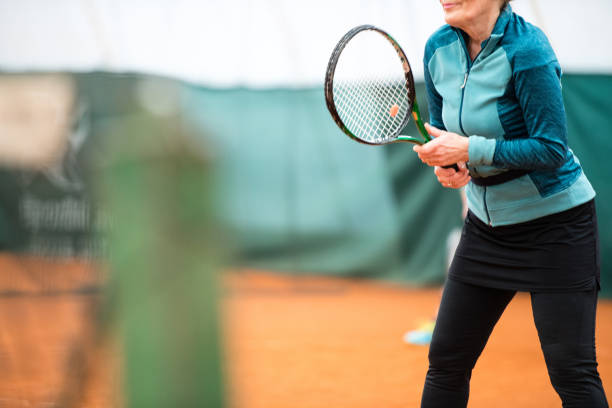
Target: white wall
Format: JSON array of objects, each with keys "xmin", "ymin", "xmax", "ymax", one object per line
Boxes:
[{"xmin": 0, "ymin": 0, "xmax": 610, "ymax": 87}]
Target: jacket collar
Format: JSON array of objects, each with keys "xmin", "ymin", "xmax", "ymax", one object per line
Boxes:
[
  {"xmin": 454, "ymin": 4, "xmax": 513, "ymax": 61},
  {"xmin": 486, "ymin": 4, "xmax": 512, "ymax": 49}
]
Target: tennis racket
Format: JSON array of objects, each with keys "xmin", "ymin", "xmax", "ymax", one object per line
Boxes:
[{"xmin": 324, "ymin": 25, "xmax": 458, "ymax": 169}]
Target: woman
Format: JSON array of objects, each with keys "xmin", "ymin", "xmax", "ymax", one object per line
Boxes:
[{"xmin": 413, "ymin": 1, "xmax": 609, "ymax": 407}]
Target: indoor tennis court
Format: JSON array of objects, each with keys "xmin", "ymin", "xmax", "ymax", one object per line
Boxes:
[{"xmin": 1, "ymin": 1, "xmax": 612, "ymax": 407}]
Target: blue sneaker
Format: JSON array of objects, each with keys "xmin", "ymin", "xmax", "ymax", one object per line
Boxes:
[{"xmin": 403, "ymin": 321, "xmax": 435, "ymax": 345}]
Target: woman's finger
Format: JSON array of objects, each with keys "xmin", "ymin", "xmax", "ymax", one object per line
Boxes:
[
  {"xmin": 434, "ymin": 166, "xmax": 456, "ymax": 177},
  {"xmin": 424, "ymin": 123, "xmax": 443, "ymax": 139}
]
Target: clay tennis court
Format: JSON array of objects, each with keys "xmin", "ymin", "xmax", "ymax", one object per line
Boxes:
[
  {"xmin": 224, "ymin": 270, "xmax": 612, "ymax": 408},
  {"xmin": 1, "ymin": 257, "xmax": 611, "ymax": 407}
]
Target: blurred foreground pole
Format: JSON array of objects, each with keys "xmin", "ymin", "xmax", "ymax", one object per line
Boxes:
[{"xmin": 104, "ymin": 104, "xmax": 225, "ymax": 407}]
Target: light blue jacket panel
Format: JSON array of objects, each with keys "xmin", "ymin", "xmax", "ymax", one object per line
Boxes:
[{"xmin": 423, "ymin": 5, "xmax": 595, "ymax": 226}]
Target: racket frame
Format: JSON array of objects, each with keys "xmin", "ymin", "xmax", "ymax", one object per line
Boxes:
[{"xmin": 324, "ymin": 25, "xmax": 431, "ymax": 146}]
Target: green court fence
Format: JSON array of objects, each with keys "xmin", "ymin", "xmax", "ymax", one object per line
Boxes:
[{"xmin": 0, "ymin": 72, "xmax": 611, "ymax": 297}]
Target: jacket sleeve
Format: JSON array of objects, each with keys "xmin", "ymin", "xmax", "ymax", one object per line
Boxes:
[{"xmin": 490, "ymin": 62, "xmax": 568, "ymax": 170}]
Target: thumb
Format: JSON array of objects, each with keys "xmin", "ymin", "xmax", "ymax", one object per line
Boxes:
[{"xmin": 424, "ymin": 123, "xmax": 443, "ymax": 139}]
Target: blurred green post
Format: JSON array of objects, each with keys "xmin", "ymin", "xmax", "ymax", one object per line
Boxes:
[{"xmin": 103, "ymin": 104, "xmax": 225, "ymax": 407}]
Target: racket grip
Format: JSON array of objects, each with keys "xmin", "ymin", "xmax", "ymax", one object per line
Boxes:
[{"xmin": 443, "ymin": 164, "xmax": 460, "ymax": 171}]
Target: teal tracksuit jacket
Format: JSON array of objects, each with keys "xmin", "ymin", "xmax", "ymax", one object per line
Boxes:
[{"xmin": 424, "ymin": 5, "xmax": 595, "ymax": 226}]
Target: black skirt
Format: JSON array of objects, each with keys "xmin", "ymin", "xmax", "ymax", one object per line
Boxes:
[{"xmin": 449, "ymin": 199, "xmax": 600, "ymax": 292}]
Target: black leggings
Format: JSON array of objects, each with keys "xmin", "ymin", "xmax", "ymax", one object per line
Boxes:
[{"xmin": 421, "ymin": 279, "xmax": 608, "ymax": 408}]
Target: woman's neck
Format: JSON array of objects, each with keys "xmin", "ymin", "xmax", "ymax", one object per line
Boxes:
[{"xmin": 460, "ymin": 7, "xmax": 501, "ymax": 58}]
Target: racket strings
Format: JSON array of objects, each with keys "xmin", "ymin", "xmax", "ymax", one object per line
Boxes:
[
  {"xmin": 334, "ymin": 74, "xmax": 411, "ymax": 143},
  {"xmin": 335, "ymin": 81, "xmax": 385, "ymax": 140},
  {"xmin": 367, "ymin": 76, "xmax": 411, "ymax": 137},
  {"xmin": 335, "ymin": 83, "xmax": 386, "ymax": 140},
  {"xmin": 334, "ymin": 80, "xmax": 388, "ymax": 138}
]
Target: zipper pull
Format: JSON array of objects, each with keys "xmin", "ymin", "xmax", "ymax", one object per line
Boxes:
[{"xmin": 461, "ymin": 72, "xmax": 468, "ymax": 89}]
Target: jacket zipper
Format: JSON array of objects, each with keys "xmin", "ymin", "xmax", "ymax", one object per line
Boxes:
[
  {"xmin": 456, "ymin": 30, "xmax": 492, "ymax": 225},
  {"xmin": 483, "ymin": 186, "xmax": 492, "ymax": 226},
  {"xmin": 457, "ymin": 32, "xmax": 488, "ymax": 135},
  {"xmin": 457, "ymin": 31, "xmax": 473, "ymax": 137},
  {"xmin": 458, "ymin": 71, "xmax": 469, "ymax": 136}
]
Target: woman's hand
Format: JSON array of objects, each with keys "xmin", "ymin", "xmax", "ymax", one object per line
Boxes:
[
  {"xmin": 435, "ymin": 162, "xmax": 471, "ymax": 189},
  {"xmin": 413, "ymin": 123, "xmax": 469, "ymax": 167}
]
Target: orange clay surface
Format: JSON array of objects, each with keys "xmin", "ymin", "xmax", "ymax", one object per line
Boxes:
[
  {"xmin": 0, "ymin": 254, "xmax": 118, "ymax": 408},
  {"xmin": 1, "ymin": 254, "xmax": 611, "ymax": 408},
  {"xmin": 224, "ymin": 271, "xmax": 612, "ymax": 408}
]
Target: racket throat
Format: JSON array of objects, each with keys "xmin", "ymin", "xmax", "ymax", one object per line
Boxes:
[{"xmin": 396, "ymin": 136, "xmax": 424, "ymax": 145}]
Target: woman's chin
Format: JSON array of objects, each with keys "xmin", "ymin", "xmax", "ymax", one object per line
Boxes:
[{"xmin": 443, "ymin": 14, "xmax": 462, "ymax": 28}]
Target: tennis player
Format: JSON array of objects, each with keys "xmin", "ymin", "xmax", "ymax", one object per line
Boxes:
[{"xmin": 413, "ymin": 0, "xmax": 609, "ymax": 406}]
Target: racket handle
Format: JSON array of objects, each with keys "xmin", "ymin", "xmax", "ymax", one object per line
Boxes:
[{"xmin": 443, "ymin": 164, "xmax": 460, "ymax": 171}]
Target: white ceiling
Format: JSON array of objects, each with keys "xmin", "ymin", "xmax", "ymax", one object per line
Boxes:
[{"xmin": 1, "ymin": 0, "xmax": 610, "ymax": 87}]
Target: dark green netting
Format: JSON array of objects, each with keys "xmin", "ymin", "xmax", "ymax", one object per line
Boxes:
[
  {"xmin": 562, "ymin": 75, "xmax": 612, "ymax": 296},
  {"xmin": 182, "ymin": 84, "xmax": 462, "ymax": 284},
  {"xmin": 0, "ymin": 73, "xmax": 610, "ymax": 296},
  {"xmin": 181, "ymin": 76, "xmax": 612, "ymax": 294}
]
